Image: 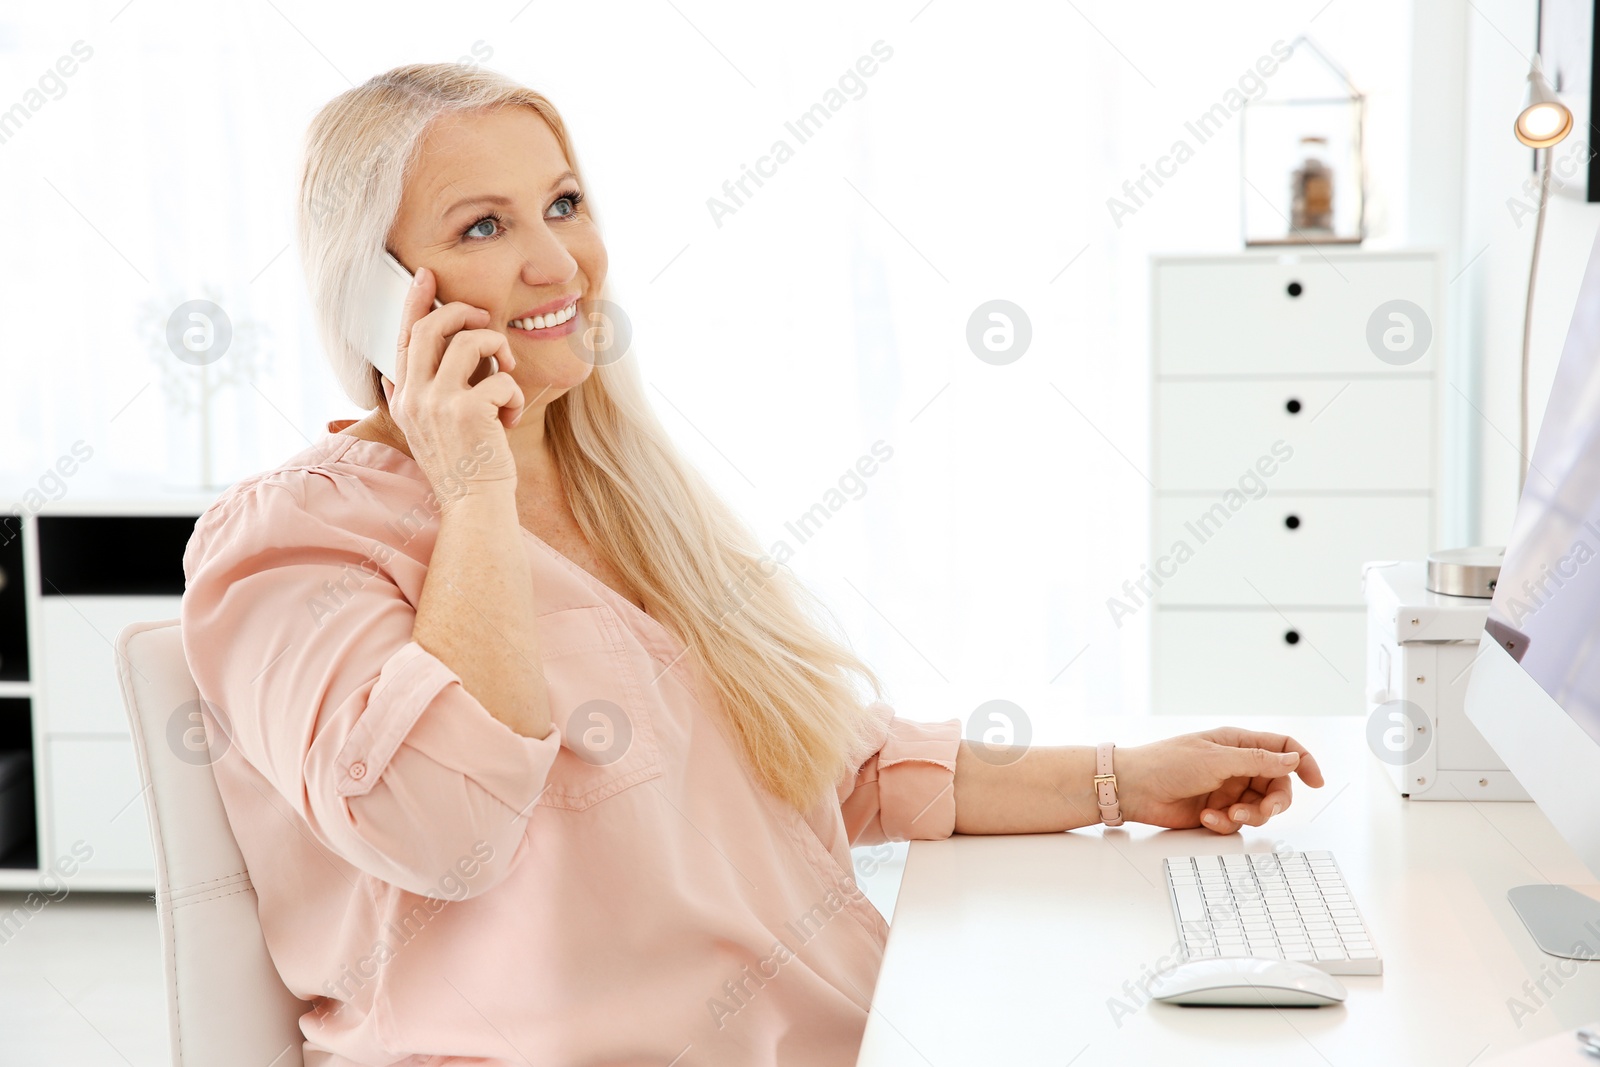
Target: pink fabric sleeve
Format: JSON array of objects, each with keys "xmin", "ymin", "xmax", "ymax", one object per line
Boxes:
[
  {"xmin": 836, "ymin": 701, "xmax": 962, "ymax": 846},
  {"xmin": 179, "ymin": 470, "xmax": 563, "ymax": 898}
]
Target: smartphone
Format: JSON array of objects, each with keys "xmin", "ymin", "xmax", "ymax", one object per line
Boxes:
[{"xmin": 358, "ymin": 251, "xmax": 498, "ymax": 382}]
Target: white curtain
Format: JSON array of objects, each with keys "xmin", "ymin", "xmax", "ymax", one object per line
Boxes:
[{"xmin": 0, "ymin": 0, "xmax": 1416, "ymax": 735}]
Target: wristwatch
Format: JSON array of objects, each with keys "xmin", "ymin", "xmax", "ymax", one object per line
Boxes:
[{"xmin": 1094, "ymin": 741, "xmax": 1124, "ymax": 827}]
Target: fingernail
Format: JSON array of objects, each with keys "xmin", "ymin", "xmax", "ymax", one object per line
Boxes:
[
  {"xmin": 411, "ymin": 267, "xmax": 425, "ymax": 287},
  {"xmin": 1202, "ymin": 812, "xmax": 1218, "ymax": 826},
  {"xmin": 1279, "ymin": 752, "xmax": 1298, "ymax": 765},
  {"xmin": 1268, "ymin": 802, "xmax": 1281, "ymax": 816},
  {"xmin": 1232, "ymin": 808, "xmax": 1247, "ymax": 822}
]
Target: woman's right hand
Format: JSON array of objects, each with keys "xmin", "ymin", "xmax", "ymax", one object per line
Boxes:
[{"xmin": 383, "ymin": 264, "xmax": 525, "ymax": 496}]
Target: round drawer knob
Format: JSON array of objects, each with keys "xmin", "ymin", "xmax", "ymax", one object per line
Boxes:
[
  {"xmin": 1286, "ymin": 281, "xmax": 1304, "ymax": 298},
  {"xmin": 1284, "ymin": 630, "xmax": 1301, "ymax": 646},
  {"xmin": 1285, "ymin": 397, "xmax": 1302, "ymax": 414},
  {"xmin": 1285, "ymin": 514, "xmax": 1301, "ymax": 530}
]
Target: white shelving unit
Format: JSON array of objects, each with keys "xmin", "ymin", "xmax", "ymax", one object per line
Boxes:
[
  {"xmin": 1149, "ymin": 249, "xmax": 1444, "ymax": 717},
  {"xmin": 0, "ymin": 496, "xmax": 214, "ymax": 892}
]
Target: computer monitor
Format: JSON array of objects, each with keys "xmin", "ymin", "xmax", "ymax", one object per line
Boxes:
[{"xmin": 1466, "ymin": 223, "xmax": 1600, "ymax": 960}]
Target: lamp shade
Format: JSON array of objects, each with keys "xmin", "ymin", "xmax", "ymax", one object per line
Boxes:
[{"xmin": 1515, "ymin": 53, "xmax": 1573, "ymax": 148}]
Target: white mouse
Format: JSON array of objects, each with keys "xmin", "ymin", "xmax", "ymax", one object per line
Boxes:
[{"xmin": 1146, "ymin": 957, "xmax": 1347, "ymax": 1007}]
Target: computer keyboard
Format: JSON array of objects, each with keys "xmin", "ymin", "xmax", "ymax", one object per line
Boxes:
[{"xmin": 1163, "ymin": 851, "xmax": 1382, "ymax": 976}]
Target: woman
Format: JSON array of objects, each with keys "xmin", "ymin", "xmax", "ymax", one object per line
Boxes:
[{"xmin": 180, "ymin": 62, "xmax": 1323, "ymax": 1066}]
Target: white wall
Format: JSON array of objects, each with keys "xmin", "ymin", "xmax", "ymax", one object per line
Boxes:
[
  {"xmin": 3, "ymin": 0, "xmax": 1560, "ymax": 729},
  {"xmin": 1405, "ymin": 0, "xmax": 1470, "ymax": 544},
  {"xmin": 1453, "ymin": 0, "xmax": 1600, "ymax": 545}
]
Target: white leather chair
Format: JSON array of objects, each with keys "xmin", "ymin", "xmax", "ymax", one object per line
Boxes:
[{"xmin": 116, "ymin": 618, "xmax": 308, "ymax": 1066}]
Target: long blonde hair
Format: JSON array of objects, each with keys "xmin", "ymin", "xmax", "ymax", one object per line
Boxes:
[{"xmin": 295, "ymin": 63, "xmax": 887, "ymax": 811}]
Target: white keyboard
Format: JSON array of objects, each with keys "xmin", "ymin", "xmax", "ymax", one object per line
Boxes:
[{"xmin": 1163, "ymin": 851, "xmax": 1382, "ymax": 976}]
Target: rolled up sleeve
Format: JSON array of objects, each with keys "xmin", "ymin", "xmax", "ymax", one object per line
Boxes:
[
  {"xmin": 180, "ymin": 471, "xmax": 562, "ymax": 898},
  {"xmin": 837, "ymin": 701, "xmax": 961, "ymax": 846}
]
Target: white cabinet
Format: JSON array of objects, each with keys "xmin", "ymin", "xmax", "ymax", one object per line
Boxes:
[
  {"xmin": 1153, "ymin": 254, "xmax": 1440, "ymax": 376},
  {"xmin": 41, "ymin": 596, "xmax": 180, "ymax": 733},
  {"xmin": 48, "ymin": 737, "xmax": 153, "ymax": 873},
  {"xmin": 1151, "ymin": 495, "xmax": 1433, "ymax": 606},
  {"xmin": 1153, "ymin": 379, "xmax": 1434, "ymax": 492},
  {"xmin": 0, "ymin": 503, "xmax": 211, "ymax": 891},
  {"xmin": 1149, "ymin": 252, "xmax": 1441, "ymax": 717},
  {"xmin": 1153, "ymin": 610, "xmax": 1369, "ymax": 718}
]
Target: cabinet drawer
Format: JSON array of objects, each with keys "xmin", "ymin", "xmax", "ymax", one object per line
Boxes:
[
  {"xmin": 1154, "ymin": 255, "xmax": 1438, "ymax": 376},
  {"xmin": 1152, "ymin": 609, "xmax": 1366, "ymax": 716},
  {"xmin": 1154, "ymin": 378, "xmax": 1433, "ymax": 491},
  {"xmin": 1150, "ymin": 495, "xmax": 1433, "ymax": 607},
  {"xmin": 40, "ymin": 596, "xmax": 180, "ymax": 733},
  {"xmin": 48, "ymin": 737, "xmax": 153, "ymax": 873}
]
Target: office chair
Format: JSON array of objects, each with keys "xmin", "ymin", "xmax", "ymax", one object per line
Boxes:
[{"xmin": 115, "ymin": 618, "xmax": 308, "ymax": 1066}]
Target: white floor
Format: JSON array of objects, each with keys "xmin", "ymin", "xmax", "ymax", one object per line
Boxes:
[
  {"xmin": 0, "ymin": 891, "xmax": 168, "ymax": 1064},
  {"xmin": 0, "ymin": 843, "xmax": 908, "ymax": 1060}
]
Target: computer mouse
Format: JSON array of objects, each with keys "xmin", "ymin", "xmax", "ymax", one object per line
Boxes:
[{"xmin": 1146, "ymin": 957, "xmax": 1347, "ymax": 1007}]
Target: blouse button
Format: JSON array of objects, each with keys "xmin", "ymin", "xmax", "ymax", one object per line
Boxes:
[{"xmin": 349, "ymin": 760, "xmax": 367, "ymax": 780}]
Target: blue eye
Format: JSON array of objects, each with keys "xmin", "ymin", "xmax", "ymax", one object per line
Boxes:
[
  {"xmin": 547, "ymin": 189, "xmax": 585, "ymax": 219},
  {"xmin": 463, "ymin": 213, "xmax": 503, "ymax": 240}
]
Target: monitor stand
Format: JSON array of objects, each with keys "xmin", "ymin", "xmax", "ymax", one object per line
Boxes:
[{"xmin": 1508, "ymin": 885, "xmax": 1600, "ymax": 959}]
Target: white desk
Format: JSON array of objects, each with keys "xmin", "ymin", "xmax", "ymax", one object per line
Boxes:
[{"xmin": 857, "ymin": 716, "xmax": 1600, "ymax": 1066}]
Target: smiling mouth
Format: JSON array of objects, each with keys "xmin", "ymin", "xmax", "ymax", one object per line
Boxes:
[{"xmin": 509, "ymin": 301, "xmax": 578, "ymax": 332}]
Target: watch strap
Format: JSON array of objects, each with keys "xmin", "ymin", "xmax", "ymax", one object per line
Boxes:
[{"xmin": 1094, "ymin": 742, "xmax": 1124, "ymax": 827}]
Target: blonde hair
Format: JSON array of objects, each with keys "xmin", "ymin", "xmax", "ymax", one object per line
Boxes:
[{"xmin": 295, "ymin": 63, "xmax": 887, "ymax": 811}]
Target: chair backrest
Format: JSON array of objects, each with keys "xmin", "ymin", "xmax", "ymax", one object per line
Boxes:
[{"xmin": 115, "ymin": 618, "xmax": 307, "ymax": 1067}]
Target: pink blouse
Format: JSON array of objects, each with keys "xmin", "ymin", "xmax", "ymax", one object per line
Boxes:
[{"xmin": 178, "ymin": 425, "xmax": 963, "ymax": 1066}]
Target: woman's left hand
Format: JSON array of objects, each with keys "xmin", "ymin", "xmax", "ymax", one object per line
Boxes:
[{"xmin": 1114, "ymin": 728, "xmax": 1325, "ymax": 834}]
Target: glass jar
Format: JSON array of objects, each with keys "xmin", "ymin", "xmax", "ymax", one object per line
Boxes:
[{"xmin": 1290, "ymin": 136, "xmax": 1334, "ymax": 234}]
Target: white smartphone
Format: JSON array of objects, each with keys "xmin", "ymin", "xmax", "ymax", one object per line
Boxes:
[{"xmin": 357, "ymin": 251, "xmax": 498, "ymax": 382}]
